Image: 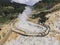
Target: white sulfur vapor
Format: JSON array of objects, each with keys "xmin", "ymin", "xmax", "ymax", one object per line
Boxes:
[
  {"xmin": 11, "ymin": 0, "xmax": 42, "ymax": 22},
  {"xmin": 18, "ymin": 6, "xmax": 32, "ymax": 23},
  {"xmin": 15, "ymin": 6, "xmax": 46, "ymax": 33},
  {"xmin": 11, "ymin": 0, "xmax": 48, "ymax": 34},
  {"xmin": 11, "ymin": 0, "xmax": 42, "ymax": 6},
  {"xmin": 11, "ymin": 0, "xmax": 42, "ymax": 23}
]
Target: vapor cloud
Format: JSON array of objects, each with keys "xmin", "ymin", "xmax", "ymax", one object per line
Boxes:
[{"xmin": 11, "ymin": 0, "xmax": 42, "ymax": 6}]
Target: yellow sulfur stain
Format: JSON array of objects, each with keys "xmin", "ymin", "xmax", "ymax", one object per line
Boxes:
[
  {"xmin": 7, "ymin": 32, "xmax": 19, "ymax": 42},
  {"xmin": 55, "ymin": 34, "xmax": 60, "ymax": 41},
  {"xmin": 49, "ymin": 33, "xmax": 56, "ymax": 37}
]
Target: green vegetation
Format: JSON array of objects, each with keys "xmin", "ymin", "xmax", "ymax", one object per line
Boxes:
[
  {"xmin": 0, "ymin": 1, "xmax": 25, "ymax": 23},
  {"xmin": 34, "ymin": 0, "xmax": 60, "ymax": 10}
]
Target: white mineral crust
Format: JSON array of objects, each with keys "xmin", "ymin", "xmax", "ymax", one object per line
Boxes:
[{"xmin": 4, "ymin": 35, "xmax": 60, "ymax": 45}]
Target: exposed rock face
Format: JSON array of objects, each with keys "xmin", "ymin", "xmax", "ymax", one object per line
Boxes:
[
  {"xmin": 4, "ymin": 35, "xmax": 60, "ymax": 45},
  {"xmin": 45, "ymin": 10, "xmax": 60, "ymax": 33}
]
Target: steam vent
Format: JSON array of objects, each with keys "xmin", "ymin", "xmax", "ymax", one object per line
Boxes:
[{"xmin": 1, "ymin": 0, "xmax": 60, "ymax": 45}]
